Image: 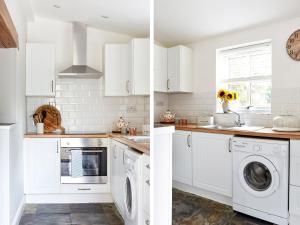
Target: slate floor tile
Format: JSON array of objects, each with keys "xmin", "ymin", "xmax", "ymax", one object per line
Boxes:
[
  {"xmin": 173, "ymin": 188, "xmax": 272, "ymax": 225},
  {"xmin": 70, "ymin": 203, "xmax": 103, "ymax": 213},
  {"xmin": 71, "ymin": 213, "xmax": 108, "ymax": 224},
  {"xmin": 37, "ymin": 204, "xmax": 71, "ymax": 214}
]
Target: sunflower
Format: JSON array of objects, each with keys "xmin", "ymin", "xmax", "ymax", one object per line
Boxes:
[
  {"xmin": 226, "ymin": 92, "xmax": 234, "ymax": 101},
  {"xmin": 232, "ymin": 91, "xmax": 238, "ymax": 100},
  {"xmin": 217, "ymin": 89, "xmax": 227, "ymax": 100}
]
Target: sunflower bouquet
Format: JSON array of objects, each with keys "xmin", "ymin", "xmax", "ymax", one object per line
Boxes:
[{"xmin": 217, "ymin": 89, "xmax": 238, "ymax": 112}]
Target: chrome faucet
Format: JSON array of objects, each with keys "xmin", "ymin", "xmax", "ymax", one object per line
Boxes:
[{"xmin": 229, "ymin": 110, "xmax": 245, "ymax": 127}]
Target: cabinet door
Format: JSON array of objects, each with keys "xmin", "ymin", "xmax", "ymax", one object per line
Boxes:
[
  {"xmin": 26, "ymin": 43, "xmax": 55, "ymax": 96},
  {"xmin": 104, "ymin": 44, "xmax": 129, "ymax": 96},
  {"xmin": 154, "ymin": 45, "xmax": 168, "ymax": 92},
  {"xmin": 110, "ymin": 141, "xmax": 118, "ymax": 200},
  {"xmin": 192, "ymin": 133, "xmax": 233, "ymax": 197},
  {"xmin": 173, "ymin": 131, "xmax": 193, "ymax": 185},
  {"xmin": 167, "ymin": 46, "xmax": 180, "ymax": 92},
  {"xmin": 180, "ymin": 46, "xmax": 193, "ymax": 92},
  {"xmin": 24, "ymin": 138, "xmax": 60, "ymax": 194},
  {"xmin": 167, "ymin": 45, "xmax": 193, "ymax": 93},
  {"xmin": 129, "ymin": 38, "xmax": 150, "ymax": 95}
]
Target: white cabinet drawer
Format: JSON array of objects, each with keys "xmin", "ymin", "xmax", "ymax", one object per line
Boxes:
[
  {"xmin": 290, "ymin": 186, "xmax": 300, "ymax": 216},
  {"xmin": 60, "ymin": 184, "xmax": 109, "ymax": 194}
]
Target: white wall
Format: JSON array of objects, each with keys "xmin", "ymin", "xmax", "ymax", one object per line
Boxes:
[
  {"xmin": 168, "ymin": 17, "xmax": 300, "ymax": 126},
  {"xmin": 0, "ymin": 0, "xmax": 28, "ymax": 224},
  {"xmin": 26, "ymin": 17, "xmax": 149, "ymax": 132}
]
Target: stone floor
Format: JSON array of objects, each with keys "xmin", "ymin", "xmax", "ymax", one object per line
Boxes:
[
  {"xmin": 19, "ymin": 203, "xmax": 124, "ymax": 225},
  {"xmin": 172, "ymin": 189, "xmax": 273, "ymax": 225}
]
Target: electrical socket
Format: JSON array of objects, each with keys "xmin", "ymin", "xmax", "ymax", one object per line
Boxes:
[{"xmin": 127, "ymin": 105, "xmax": 137, "ymax": 113}]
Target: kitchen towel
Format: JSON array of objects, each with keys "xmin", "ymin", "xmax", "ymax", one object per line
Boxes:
[{"xmin": 71, "ymin": 149, "xmax": 83, "ymax": 177}]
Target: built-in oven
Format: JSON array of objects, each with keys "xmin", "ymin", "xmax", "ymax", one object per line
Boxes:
[{"xmin": 60, "ymin": 138, "xmax": 107, "ymax": 184}]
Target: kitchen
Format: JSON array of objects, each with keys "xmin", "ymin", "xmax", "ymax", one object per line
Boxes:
[
  {"xmin": 0, "ymin": 0, "xmax": 150, "ymax": 225},
  {"xmin": 154, "ymin": 0, "xmax": 300, "ymax": 225}
]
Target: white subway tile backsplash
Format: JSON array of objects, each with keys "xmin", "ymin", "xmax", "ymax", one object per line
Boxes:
[{"xmin": 26, "ymin": 77, "xmax": 149, "ymax": 132}]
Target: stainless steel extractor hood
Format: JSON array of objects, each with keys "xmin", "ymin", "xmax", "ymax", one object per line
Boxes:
[{"xmin": 58, "ymin": 22, "xmax": 103, "ymax": 78}]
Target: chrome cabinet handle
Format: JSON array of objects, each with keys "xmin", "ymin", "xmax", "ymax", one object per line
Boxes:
[
  {"xmin": 167, "ymin": 78, "xmax": 170, "ymax": 90},
  {"xmin": 57, "ymin": 141, "xmax": 59, "ymax": 154},
  {"xmin": 51, "ymin": 80, "xmax": 54, "ymax": 93},
  {"xmin": 187, "ymin": 134, "xmax": 191, "ymax": 147},
  {"xmin": 146, "ymin": 164, "xmax": 150, "ymax": 169},
  {"xmin": 126, "ymin": 80, "xmax": 130, "ymax": 93},
  {"xmin": 145, "ymin": 219, "xmax": 150, "ymax": 225},
  {"xmin": 229, "ymin": 138, "xmax": 232, "ymax": 152},
  {"xmin": 146, "ymin": 180, "xmax": 150, "ymax": 186},
  {"xmin": 78, "ymin": 188, "xmax": 91, "ymax": 191}
]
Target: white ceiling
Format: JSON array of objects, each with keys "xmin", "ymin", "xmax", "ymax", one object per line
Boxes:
[
  {"xmin": 155, "ymin": 0, "xmax": 300, "ymax": 46},
  {"xmin": 31, "ymin": 0, "xmax": 149, "ymax": 37}
]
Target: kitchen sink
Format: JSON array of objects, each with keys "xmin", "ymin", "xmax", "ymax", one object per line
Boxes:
[
  {"xmin": 125, "ymin": 136, "xmax": 150, "ymax": 143},
  {"xmin": 199, "ymin": 125, "xmax": 264, "ymax": 131}
]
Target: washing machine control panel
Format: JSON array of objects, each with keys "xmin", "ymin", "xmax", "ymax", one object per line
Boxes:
[{"xmin": 231, "ymin": 138, "xmax": 289, "ymax": 156}]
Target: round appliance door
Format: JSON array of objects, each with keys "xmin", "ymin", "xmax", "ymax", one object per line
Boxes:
[
  {"xmin": 239, "ymin": 155, "xmax": 279, "ymax": 197},
  {"xmin": 124, "ymin": 172, "xmax": 137, "ymax": 220}
]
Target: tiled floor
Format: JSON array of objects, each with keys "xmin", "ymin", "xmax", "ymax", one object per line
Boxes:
[
  {"xmin": 19, "ymin": 203, "xmax": 124, "ymax": 225},
  {"xmin": 173, "ymin": 189, "xmax": 273, "ymax": 225}
]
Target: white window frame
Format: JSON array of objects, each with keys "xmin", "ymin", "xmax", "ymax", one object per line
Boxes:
[{"xmin": 216, "ymin": 40, "xmax": 272, "ymax": 114}]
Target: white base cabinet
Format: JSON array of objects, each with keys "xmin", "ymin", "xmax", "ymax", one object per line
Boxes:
[
  {"xmin": 24, "ymin": 138, "xmax": 61, "ymax": 194},
  {"xmin": 173, "ymin": 131, "xmax": 193, "ymax": 185},
  {"xmin": 154, "ymin": 126, "xmax": 175, "ymax": 225},
  {"xmin": 289, "ymin": 140, "xmax": 300, "ymax": 224},
  {"xmin": 192, "ymin": 132, "xmax": 233, "ymax": 197},
  {"xmin": 110, "ymin": 139, "xmax": 127, "ymax": 217},
  {"xmin": 141, "ymin": 154, "xmax": 150, "ymax": 225}
]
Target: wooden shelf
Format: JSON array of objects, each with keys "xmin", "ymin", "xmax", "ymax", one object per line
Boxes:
[{"xmin": 0, "ymin": 0, "xmax": 18, "ymax": 48}]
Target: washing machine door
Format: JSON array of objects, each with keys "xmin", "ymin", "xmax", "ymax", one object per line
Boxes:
[
  {"xmin": 239, "ymin": 155, "xmax": 279, "ymax": 197},
  {"xmin": 124, "ymin": 172, "xmax": 137, "ymax": 220}
]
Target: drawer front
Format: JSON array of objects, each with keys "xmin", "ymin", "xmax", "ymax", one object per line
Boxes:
[
  {"xmin": 291, "ymin": 155, "xmax": 300, "ymax": 186},
  {"xmin": 291, "ymin": 140, "xmax": 300, "ymax": 157},
  {"xmin": 60, "ymin": 184, "xmax": 109, "ymax": 194},
  {"xmin": 290, "ymin": 186, "xmax": 300, "ymax": 216},
  {"xmin": 142, "ymin": 171, "xmax": 150, "ymax": 214}
]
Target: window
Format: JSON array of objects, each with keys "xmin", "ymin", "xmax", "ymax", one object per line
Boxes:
[{"xmin": 216, "ymin": 41, "xmax": 272, "ymax": 113}]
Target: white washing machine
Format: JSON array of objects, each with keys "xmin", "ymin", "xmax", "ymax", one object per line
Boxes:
[
  {"xmin": 123, "ymin": 148, "xmax": 142, "ymax": 225},
  {"xmin": 232, "ymin": 137, "xmax": 289, "ymax": 225}
]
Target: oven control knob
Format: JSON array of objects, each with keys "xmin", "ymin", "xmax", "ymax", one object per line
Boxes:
[
  {"xmin": 66, "ymin": 142, "xmax": 70, "ymax": 145},
  {"xmin": 98, "ymin": 140, "xmax": 102, "ymax": 146}
]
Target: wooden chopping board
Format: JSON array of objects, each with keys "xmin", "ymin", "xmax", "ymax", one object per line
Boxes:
[{"xmin": 33, "ymin": 105, "xmax": 65, "ymax": 133}]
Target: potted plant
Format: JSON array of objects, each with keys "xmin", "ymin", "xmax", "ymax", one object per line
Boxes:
[{"xmin": 217, "ymin": 89, "xmax": 238, "ymax": 113}]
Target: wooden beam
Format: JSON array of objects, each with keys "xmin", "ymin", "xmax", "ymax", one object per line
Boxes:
[{"xmin": 0, "ymin": 0, "xmax": 18, "ymax": 48}]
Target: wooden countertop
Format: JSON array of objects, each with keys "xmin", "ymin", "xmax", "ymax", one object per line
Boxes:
[
  {"xmin": 175, "ymin": 124, "xmax": 300, "ymax": 139},
  {"xmin": 24, "ymin": 132, "xmax": 150, "ymax": 154}
]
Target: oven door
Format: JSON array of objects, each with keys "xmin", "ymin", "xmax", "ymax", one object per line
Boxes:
[{"xmin": 61, "ymin": 147, "xmax": 107, "ymax": 184}]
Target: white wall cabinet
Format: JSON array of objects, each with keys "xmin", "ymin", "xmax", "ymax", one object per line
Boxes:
[
  {"xmin": 172, "ymin": 131, "xmax": 193, "ymax": 185},
  {"xmin": 104, "ymin": 44, "xmax": 129, "ymax": 96},
  {"xmin": 192, "ymin": 132, "xmax": 233, "ymax": 197},
  {"xmin": 104, "ymin": 38, "xmax": 149, "ymax": 96},
  {"xmin": 26, "ymin": 43, "xmax": 55, "ymax": 96},
  {"xmin": 24, "ymin": 138, "xmax": 60, "ymax": 194},
  {"xmin": 167, "ymin": 45, "xmax": 193, "ymax": 93},
  {"xmin": 154, "ymin": 44, "xmax": 168, "ymax": 92},
  {"xmin": 128, "ymin": 38, "xmax": 150, "ymax": 95}
]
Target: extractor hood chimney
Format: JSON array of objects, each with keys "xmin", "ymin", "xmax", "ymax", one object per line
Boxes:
[{"xmin": 58, "ymin": 22, "xmax": 103, "ymax": 78}]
